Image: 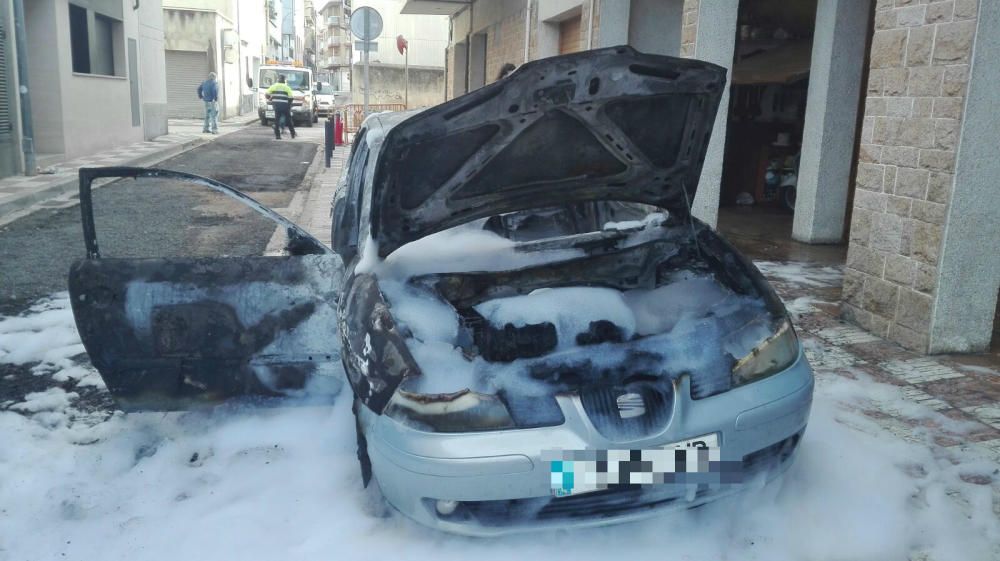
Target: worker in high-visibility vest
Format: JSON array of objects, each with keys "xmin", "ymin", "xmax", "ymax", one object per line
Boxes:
[{"xmin": 265, "ymin": 75, "xmax": 296, "ymax": 140}]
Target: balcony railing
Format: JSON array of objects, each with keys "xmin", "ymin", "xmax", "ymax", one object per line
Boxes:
[{"xmin": 322, "ymin": 55, "xmax": 350, "ymax": 67}]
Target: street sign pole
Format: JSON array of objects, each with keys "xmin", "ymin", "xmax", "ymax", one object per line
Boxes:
[
  {"xmin": 351, "ymin": 6, "xmax": 382, "ymax": 119},
  {"xmin": 363, "ymin": 8, "xmax": 370, "ymax": 117}
]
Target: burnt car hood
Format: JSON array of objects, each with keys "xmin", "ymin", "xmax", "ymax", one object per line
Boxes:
[{"xmin": 371, "ymin": 46, "xmax": 726, "ymax": 257}]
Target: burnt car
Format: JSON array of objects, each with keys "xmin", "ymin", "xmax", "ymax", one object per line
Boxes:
[{"xmin": 68, "ymin": 47, "xmax": 813, "ymax": 536}]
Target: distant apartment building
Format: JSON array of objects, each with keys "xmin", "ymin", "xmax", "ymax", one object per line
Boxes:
[
  {"xmin": 304, "ymin": 0, "xmax": 317, "ymax": 71},
  {"xmin": 316, "ymin": 0, "xmax": 352, "ymax": 91},
  {"xmin": 281, "ymin": 0, "xmax": 306, "ymax": 60},
  {"xmin": 0, "ymin": 0, "xmax": 168, "ymax": 178}
]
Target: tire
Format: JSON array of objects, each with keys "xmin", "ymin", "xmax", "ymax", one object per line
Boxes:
[
  {"xmin": 353, "ymin": 398, "xmax": 391, "ymax": 518},
  {"xmin": 782, "ymin": 185, "xmax": 796, "ymax": 213},
  {"xmin": 305, "ymin": 112, "xmax": 314, "ymax": 127},
  {"xmin": 260, "ymin": 116, "xmax": 268, "ymax": 126},
  {"xmin": 353, "ymin": 398, "xmax": 373, "ymax": 487},
  {"xmin": 312, "ymin": 111, "xmax": 319, "ymax": 124}
]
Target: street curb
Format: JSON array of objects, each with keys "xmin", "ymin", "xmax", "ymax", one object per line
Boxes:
[
  {"xmin": 0, "ymin": 136, "xmax": 212, "ymax": 225},
  {"xmin": 264, "ymin": 136, "xmax": 333, "ymax": 255}
]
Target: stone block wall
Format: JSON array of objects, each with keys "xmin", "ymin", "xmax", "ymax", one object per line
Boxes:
[
  {"xmin": 843, "ymin": 0, "xmax": 978, "ymax": 352},
  {"xmin": 485, "ymin": 6, "xmax": 528, "ymax": 82},
  {"xmin": 681, "ymin": 0, "xmax": 699, "ymax": 57}
]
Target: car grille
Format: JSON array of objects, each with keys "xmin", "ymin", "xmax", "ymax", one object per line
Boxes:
[
  {"xmin": 457, "ymin": 485, "xmax": 712, "ymax": 526},
  {"xmin": 443, "ymin": 432, "xmax": 804, "ymax": 527},
  {"xmin": 579, "ymin": 382, "xmax": 672, "ymax": 440},
  {"xmin": 741, "ymin": 431, "xmax": 802, "ymax": 477}
]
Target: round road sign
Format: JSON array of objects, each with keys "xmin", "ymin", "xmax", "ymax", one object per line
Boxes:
[{"xmin": 350, "ymin": 6, "xmax": 383, "ymax": 41}]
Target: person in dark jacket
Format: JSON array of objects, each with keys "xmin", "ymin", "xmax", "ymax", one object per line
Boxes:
[
  {"xmin": 265, "ymin": 75, "xmax": 296, "ymax": 140},
  {"xmin": 496, "ymin": 62, "xmax": 517, "ymax": 81},
  {"xmin": 197, "ymin": 72, "xmax": 219, "ymax": 134}
]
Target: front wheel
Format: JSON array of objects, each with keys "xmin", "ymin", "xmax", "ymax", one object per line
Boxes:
[
  {"xmin": 782, "ymin": 185, "xmax": 796, "ymax": 213},
  {"xmin": 304, "ymin": 112, "xmax": 314, "ymax": 127},
  {"xmin": 260, "ymin": 116, "xmax": 268, "ymax": 126}
]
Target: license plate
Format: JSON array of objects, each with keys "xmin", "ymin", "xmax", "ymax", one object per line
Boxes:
[
  {"xmin": 546, "ymin": 433, "xmax": 721, "ymax": 497},
  {"xmin": 265, "ymin": 110, "xmax": 274, "ymax": 117}
]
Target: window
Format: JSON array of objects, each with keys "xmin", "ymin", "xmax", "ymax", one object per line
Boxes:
[
  {"xmin": 68, "ymin": 3, "xmax": 123, "ymax": 76},
  {"xmin": 93, "ymin": 14, "xmax": 115, "ymax": 75},
  {"xmin": 69, "ymin": 4, "xmax": 90, "ymax": 74}
]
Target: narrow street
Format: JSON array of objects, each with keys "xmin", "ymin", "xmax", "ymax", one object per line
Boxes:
[
  {"xmin": 0, "ymin": 122, "xmax": 329, "ymax": 408},
  {"xmin": 2, "ymin": 0, "xmax": 1000, "ymax": 558}
]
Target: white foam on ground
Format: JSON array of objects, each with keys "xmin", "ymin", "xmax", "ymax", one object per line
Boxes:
[
  {"xmin": 1, "ymin": 294, "xmax": 998, "ymax": 560},
  {"xmin": 955, "ymin": 364, "xmax": 999, "ymax": 376},
  {"xmin": 754, "ymin": 261, "xmax": 844, "ymax": 288},
  {"xmin": 1, "ymin": 368, "xmax": 997, "ymax": 560},
  {"xmin": 0, "ymin": 293, "xmax": 96, "ymax": 384}
]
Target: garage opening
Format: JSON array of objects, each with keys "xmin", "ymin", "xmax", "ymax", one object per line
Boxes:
[
  {"xmin": 715, "ymin": 0, "xmax": 871, "ymax": 267},
  {"xmin": 716, "ymin": 1, "xmax": 823, "ymax": 257},
  {"xmin": 165, "ymin": 50, "xmax": 210, "ymax": 119}
]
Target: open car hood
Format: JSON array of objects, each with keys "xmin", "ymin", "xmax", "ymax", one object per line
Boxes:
[{"xmin": 371, "ymin": 46, "xmax": 726, "ymax": 257}]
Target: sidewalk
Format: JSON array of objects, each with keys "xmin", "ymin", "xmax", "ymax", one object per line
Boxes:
[
  {"xmin": 758, "ymin": 260, "xmax": 1000, "ymax": 464},
  {"xmin": 0, "ymin": 114, "xmax": 257, "ymax": 227},
  {"xmin": 266, "ymin": 139, "xmax": 349, "ymax": 254}
]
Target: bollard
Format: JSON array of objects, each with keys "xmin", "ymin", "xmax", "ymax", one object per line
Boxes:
[
  {"xmin": 335, "ymin": 112, "xmax": 345, "ymax": 146},
  {"xmin": 324, "ymin": 116, "xmax": 334, "ymax": 168}
]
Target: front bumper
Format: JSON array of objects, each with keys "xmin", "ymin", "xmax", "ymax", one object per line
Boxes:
[
  {"xmin": 360, "ymin": 347, "xmax": 814, "ymax": 536},
  {"xmin": 262, "ymin": 105, "xmax": 310, "ymax": 119}
]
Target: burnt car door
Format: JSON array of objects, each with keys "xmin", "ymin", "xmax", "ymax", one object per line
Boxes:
[{"xmin": 68, "ymin": 167, "xmax": 345, "ymax": 411}]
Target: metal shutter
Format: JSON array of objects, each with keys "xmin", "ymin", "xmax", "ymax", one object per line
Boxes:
[
  {"xmin": 0, "ymin": 14, "xmax": 11, "ymax": 134},
  {"xmin": 165, "ymin": 50, "xmax": 210, "ymax": 119},
  {"xmin": 0, "ymin": 9, "xmax": 17, "ymax": 178}
]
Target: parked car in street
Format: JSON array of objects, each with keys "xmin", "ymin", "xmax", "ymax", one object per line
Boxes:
[
  {"xmin": 314, "ymin": 81, "xmax": 337, "ymax": 119},
  {"xmin": 256, "ymin": 62, "xmax": 317, "ymax": 127},
  {"xmin": 67, "ymin": 46, "xmax": 813, "ymax": 536}
]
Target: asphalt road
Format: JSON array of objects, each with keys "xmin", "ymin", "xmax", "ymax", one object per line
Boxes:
[
  {"xmin": 0, "ymin": 126, "xmax": 318, "ymax": 315},
  {"xmin": 0, "ymin": 125, "xmax": 320, "ymax": 407}
]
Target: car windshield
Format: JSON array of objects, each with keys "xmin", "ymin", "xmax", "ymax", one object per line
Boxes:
[{"xmin": 260, "ymin": 69, "xmax": 311, "ymax": 91}]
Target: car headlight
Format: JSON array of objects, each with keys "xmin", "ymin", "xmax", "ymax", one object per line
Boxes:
[
  {"xmin": 383, "ymin": 387, "xmax": 516, "ymax": 432},
  {"xmin": 731, "ymin": 319, "xmax": 799, "ymax": 386}
]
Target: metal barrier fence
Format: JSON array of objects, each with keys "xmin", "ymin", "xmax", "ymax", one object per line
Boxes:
[{"xmin": 339, "ymin": 103, "xmax": 406, "ymax": 133}]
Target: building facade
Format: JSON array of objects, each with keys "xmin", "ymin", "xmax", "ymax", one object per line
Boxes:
[
  {"xmin": 316, "ymin": 0, "xmax": 352, "ymax": 91},
  {"xmin": 162, "ymin": 0, "xmax": 275, "ymax": 119},
  {"xmin": 280, "ymin": 0, "xmax": 305, "ymax": 60},
  {"xmin": 0, "ymin": 0, "xmax": 169, "ymax": 177},
  {"xmin": 304, "ymin": 0, "xmax": 316, "ymax": 70},
  {"xmin": 403, "ymin": 0, "xmax": 999, "ymax": 355},
  {"xmin": 352, "ymin": 0, "xmax": 448, "ymax": 108}
]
